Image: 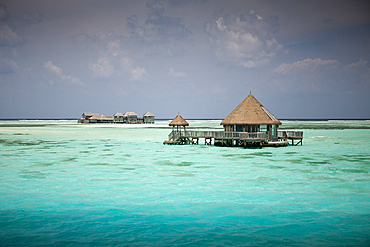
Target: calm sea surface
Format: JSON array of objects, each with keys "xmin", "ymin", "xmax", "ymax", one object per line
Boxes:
[{"xmin": 0, "ymin": 120, "xmax": 369, "ymax": 246}]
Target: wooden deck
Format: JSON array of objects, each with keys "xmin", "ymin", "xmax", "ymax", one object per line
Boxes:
[
  {"xmin": 164, "ymin": 130, "xmax": 303, "ymax": 148},
  {"xmin": 278, "ymin": 130, "xmax": 303, "ymax": 145}
]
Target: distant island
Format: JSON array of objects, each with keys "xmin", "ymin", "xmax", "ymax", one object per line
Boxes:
[{"xmin": 78, "ymin": 112, "xmax": 155, "ymax": 124}]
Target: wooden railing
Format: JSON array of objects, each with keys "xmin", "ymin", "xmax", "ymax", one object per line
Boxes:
[
  {"xmin": 278, "ymin": 131, "xmax": 303, "ymax": 138},
  {"xmin": 168, "ymin": 131, "xmax": 268, "ymax": 140}
]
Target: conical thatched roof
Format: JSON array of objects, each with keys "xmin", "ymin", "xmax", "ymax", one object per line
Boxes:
[
  {"xmin": 221, "ymin": 93, "xmax": 282, "ymax": 125},
  {"xmin": 169, "ymin": 114, "xmax": 189, "ymax": 126},
  {"xmin": 144, "ymin": 112, "xmax": 155, "ymax": 117}
]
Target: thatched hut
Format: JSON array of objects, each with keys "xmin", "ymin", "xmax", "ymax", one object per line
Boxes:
[
  {"xmin": 123, "ymin": 112, "xmax": 138, "ymax": 123},
  {"xmin": 98, "ymin": 115, "xmax": 114, "ymax": 123},
  {"xmin": 113, "ymin": 112, "xmax": 124, "ymax": 123},
  {"xmin": 143, "ymin": 112, "xmax": 155, "ymax": 123},
  {"xmin": 221, "ymin": 93, "xmax": 282, "ymax": 141},
  {"xmin": 169, "ymin": 114, "xmax": 189, "ymax": 132},
  {"xmin": 79, "ymin": 112, "xmax": 101, "ymax": 123}
]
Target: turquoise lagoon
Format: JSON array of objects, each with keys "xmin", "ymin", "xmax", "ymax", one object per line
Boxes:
[{"xmin": 0, "ymin": 120, "xmax": 369, "ymax": 246}]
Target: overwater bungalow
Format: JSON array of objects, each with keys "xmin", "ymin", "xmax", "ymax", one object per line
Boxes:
[
  {"xmin": 78, "ymin": 111, "xmax": 155, "ymax": 124},
  {"xmin": 219, "ymin": 93, "xmax": 282, "ymax": 146},
  {"xmin": 113, "ymin": 113, "xmax": 124, "ymax": 123},
  {"xmin": 123, "ymin": 112, "xmax": 138, "ymax": 123},
  {"xmin": 164, "ymin": 93, "xmax": 303, "ymax": 148},
  {"xmin": 143, "ymin": 112, "xmax": 155, "ymax": 124},
  {"xmin": 78, "ymin": 113, "xmax": 113, "ymax": 123}
]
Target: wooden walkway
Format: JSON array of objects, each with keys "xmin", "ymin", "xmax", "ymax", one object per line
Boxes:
[
  {"xmin": 278, "ymin": 131, "xmax": 304, "ymax": 146},
  {"xmin": 164, "ymin": 130, "xmax": 303, "ymax": 148}
]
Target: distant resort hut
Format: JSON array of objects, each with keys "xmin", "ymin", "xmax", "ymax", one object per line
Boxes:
[
  {"xmin": 221, "ymin": 93, "xmax": 282, "ymax": 141},
  {"xmin": 169, "ymin": 114, "xmax": 189, "ymax": 132},
  {"xmin": 79, "ymin": 112, "xmax": 103, "ymax": 123},
  {"xmin": 123, "ymin": 112, "xmax": 138, "ymax": 124},
  {"xmin": 143, "ymin": 112, "xmax": 155, "ymax": 124},
  {"xmin": 113, "ymin": 113, "xmax": 124, "ymax": 123},
  {"xmin": 79, "ymin": 111, "xmax": 155, "ymax": 124}
]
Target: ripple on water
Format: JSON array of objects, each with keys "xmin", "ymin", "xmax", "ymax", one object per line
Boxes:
[
  {"xmin": 0, "ymin": 139, "xmax": 40, "ymax": 146},
  {"xmin": 60, "ymin": 157, "xmax": 77, "ymax": 162},
  {"xmin": 86, "ymin": 162, "xmax": 122, "ymax": 166},
  {"xmin": 341, "ymin": 168, "xmax": 368, "ymax": 174},
  {"xmin": 155, "ymin": 160, "xmax": 195, "ymax": 167},
  {"xmin": 100, "ymin": 153, "xmax": 114, "ymax": 157},
  {"xmin": 222, "ymin": 152, "xmax": 273, "ymax": 159},
  {"xmin": 172, "ymin": 172, "xmax": 195, "ymax": 177},
  {"xmin": 288, "ymin": 159, "xmax": 305, "ymax": 165},
  {"xmin": 255, "ymin": 177, "xmax": 279, "ymax": 183},
  {"xmin": 268, "ymin": 165, "xmax": 286, "ymax": 169},
  {"xmin": 32, "ymin": 162, "xmax": 53, "ymax": 167},
  {"xmin": 19, "ymin": 170, "xmax": 47, "ymax": 179},
  {"xmin": 120, "ymin": 167, "xmax": 136, "ymax": 170},
  {"xmin": 309, "ymin": 161, "xmax": 331, "ymax": 165},
  {"xmin": 307, "ymin": 175, "xmax": 346, "ymax": 183}
]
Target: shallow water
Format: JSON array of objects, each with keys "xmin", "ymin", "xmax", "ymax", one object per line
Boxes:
[{"xmin": 0, "ymin": 120, "xmax": 370, "ymax": 246}]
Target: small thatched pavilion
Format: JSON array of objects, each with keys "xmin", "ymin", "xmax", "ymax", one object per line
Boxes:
[
  {"xmin": 143, "ymin": 112, "xmax": 155, "ymax": 123},
  {"xmin": 221, "ymin": 93, "xmax": 282, "ymax": 141},
  {"xmin": 169, "ymin": 114, "xmax": 189, "ymax": 133}
]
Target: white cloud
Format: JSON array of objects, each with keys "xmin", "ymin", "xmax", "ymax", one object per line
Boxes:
[
  {"xmin": 43, "ymin": 61, "xmax": 82, "ymax": 85},
  {"xmin": 168, "ymin": 68, "xmax": 186, "ymax": 77},
  {"xmin": 204, "ymin": 9, "xmax": 283, "ymax": 68},
  {"xmin": 43, "ymin": 61, "xmax": 63, "ymax": 75},
  {"xmin": 216, "ymin": 17, "xmax": 227, "ymax": 31},
  {"xmin": 90, "ymin": 57, "xmax": 114, "ymax": 78},
  {"xmin": 273, "ymin": 58, "xmax": 340, "ymax": 74},
  {"xmin": 125, "ymin": 1, "xmax": 191, "ymax": 48},
  {"xmin": 0, "ymin": 58, "xmax": 18, "ymax": 74},
  {"xmin": 271, "ymin": 58, "xmax": 369, "ymax": 95},
  {"xmin": 131, "ymin": 66, "xmax": 147, "ymax": 81},
  {"xmin": 346, "ymin": 58, "xmax": 368, "ymax": 69},
  {"xmin": 211, "ymin": 85, "xmax": 226, "ymax": 94},
  {"xmin": 107, "ymin": 41, "xmax": 120, "ymax": 56},
  {"xmin": 121, "ymin": 57, "xmax": 147, "ymax": 81}
]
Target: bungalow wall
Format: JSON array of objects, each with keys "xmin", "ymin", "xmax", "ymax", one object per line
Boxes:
[
  {"xmin": 143, "ymin": 116, "xmax": 155, "ymax": 123},
  {"xmin": 114, "ymin": 116, "xmax": 124, "ymax": 123},
  {"xmin": 223, "ymin": 124, "xmax": 279, "ymax": 141},
  {"xmin": 124, "ymin": 115, "xmax": 138, "ymax": 123}
]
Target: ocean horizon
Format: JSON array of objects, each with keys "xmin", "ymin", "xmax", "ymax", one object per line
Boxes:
[{"xmin": 1, "ymin": 120, "xmax": 369, "ymax": 246}]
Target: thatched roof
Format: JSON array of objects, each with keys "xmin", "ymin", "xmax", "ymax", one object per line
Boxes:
[
  {"xmin": 98, "ymin": 115, "xmax": 113, "ymax": 120},
  {"xmin": 221, "ymin": 93, "xmax": 282, "ymax": 125},
  {"xmin": 123, "ymin": 112, "xmax": 137, "ymax": 117},
  {"xmin": 169, "ymin": 114, "xmax": 189, "ymax": 126},
  {"xmin": 113, "ymin": 112, "xmax": 124, "ymax": 117},
  {"xmin": 82, "ymin": 113, "xmax": 101, "ymax": 119},
  {"xmin": 144, "ymin": 112, "xmax": 155, "ymax": 117}
]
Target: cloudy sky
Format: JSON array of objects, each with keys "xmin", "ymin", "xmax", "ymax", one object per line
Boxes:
[{"xmin": 0, "ymin": 0, "xmax": 369, "ymax": 119}]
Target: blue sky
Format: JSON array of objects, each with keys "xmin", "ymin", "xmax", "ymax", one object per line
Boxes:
[{"xmin": 0, "ymin": 0, "xmax": 369, "ymax": 119}]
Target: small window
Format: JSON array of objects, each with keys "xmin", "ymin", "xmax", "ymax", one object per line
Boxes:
[
  {"xmin": 260, "ymin": 125, "xmax": 267, "ymax": 132},
  {"xmin": 271, "ymin": 125, "xmax": 277, "ymax": 137}
]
